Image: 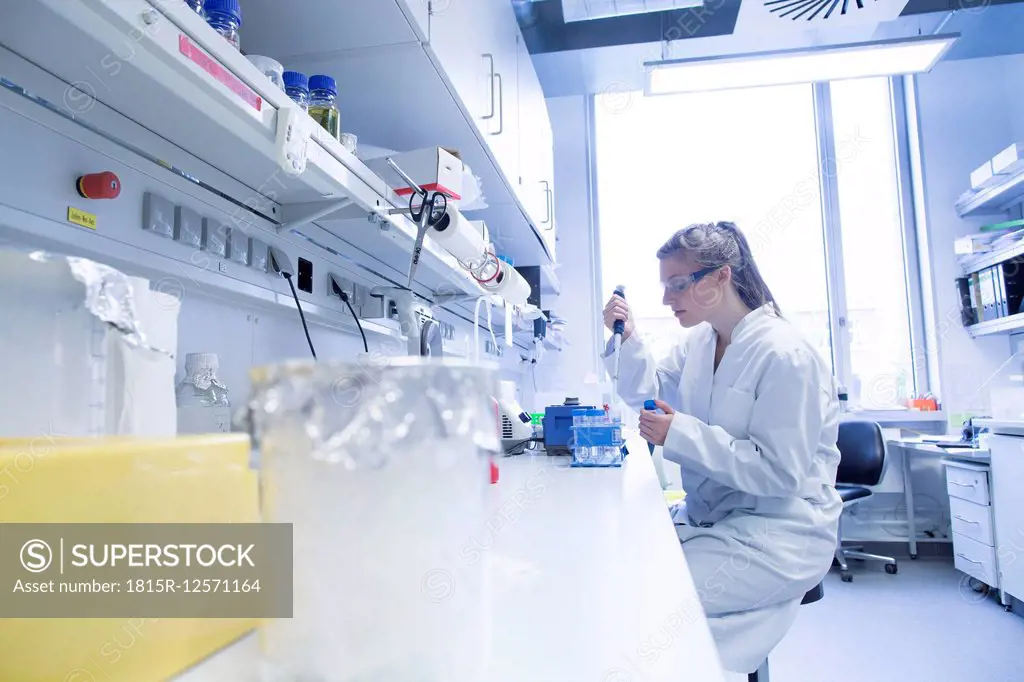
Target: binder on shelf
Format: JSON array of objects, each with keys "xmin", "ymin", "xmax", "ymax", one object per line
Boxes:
[
  {"xmin": 980, "ymin": 267, "xmax": 998, "ymax": 321},
  {"xmin": 996, "ymin": 266, "xmax": 1008, "ymax": 317},
  {"xmin": 971, "ymin": 272, "xmax": 984, "ymax": 322},
  {"xmin": 956, "ymin": 277, "xmax": 978, "ymax": 326}
]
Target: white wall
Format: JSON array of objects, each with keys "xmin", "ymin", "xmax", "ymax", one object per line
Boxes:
[
  {"xmin": 175, "ymin": 290, "xmax": 526, "ymax": 419},
  {"xmin": 914, "ymin": 55, "xmax": 1023, "ymax": 417},
  {"xmin": 532, "ymin": 95, "xmax": 605, "ymax": 407}
]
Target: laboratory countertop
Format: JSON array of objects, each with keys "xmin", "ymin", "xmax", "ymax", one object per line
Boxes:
[
  {"xmin": 976, "ymin": 419, "xmax": 1024, "ymax": 437},
  {"xmin": 843, "ymin": 410, "xmax": 947, "ymax": 431},
  {"xmin": 174, "ymin": 443, "xmax": 726, "ymax": 682},
  {"xmin": 889, "ymin": 438, "xmax": 990, "ymax": 462}
]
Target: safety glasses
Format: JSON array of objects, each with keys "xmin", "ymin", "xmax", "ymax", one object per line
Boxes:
[{"xmin": 662, "ymin": 266, "xmax": 721, "ymax": 294}]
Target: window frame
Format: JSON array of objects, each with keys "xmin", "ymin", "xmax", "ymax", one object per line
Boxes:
[{"xmin": 589, "ymin": 77, "xmax": 930, "ymax": 399}]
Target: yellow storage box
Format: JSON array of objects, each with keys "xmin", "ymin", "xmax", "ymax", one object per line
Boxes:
[{"xmin": 0, "ymin": 434, "xmax": 259, "ymax": 682}]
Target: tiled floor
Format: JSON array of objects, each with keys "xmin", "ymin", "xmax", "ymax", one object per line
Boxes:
[{"xmin": 766, "ymin": 558, "xmax": 1024, "ymax": 682}]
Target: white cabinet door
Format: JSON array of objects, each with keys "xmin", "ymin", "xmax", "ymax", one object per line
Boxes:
[
  {"xmin": 486, "ymin": 15, "xmax": 520, "ymax": 191},
  {"xmin": 537, "ymin": 112, "xmax": 556, "ymax": 260},
  {"xmin": 990, "ymin": 434, "xmax": 1024, "ymax": 601},
  {"xmin": 396, "ymin": 0, "xmax": 430, "ymax": 41},
  {"xmin": 430, "ymin": 0, "xmax": 519, "ymax": 188},
  {"xmin": 430, "ymin": 0, "xmax": 499, "ymax": 128},
  {"xmin": 515, "ymin": 38, "xmax": 547, "ymax": 225},
  {"xmin": 515, "ymin": 38, "xmax": 556, "ymax": 260}
]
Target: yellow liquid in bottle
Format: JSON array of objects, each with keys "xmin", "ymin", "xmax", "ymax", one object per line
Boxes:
[{"xmin": 309, "ymin": 106, "xmax": 341, "ymax": 141}]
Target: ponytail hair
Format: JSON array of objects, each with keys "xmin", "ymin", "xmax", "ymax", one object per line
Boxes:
[{"xmin": 656, "ymin": 221, "xmax": 781, "ymax": 316}]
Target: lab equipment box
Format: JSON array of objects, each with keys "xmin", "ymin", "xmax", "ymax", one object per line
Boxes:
[
  {"xmin": 367, "ymin": 146, "xmax": 465, "ymax": 200},
  {"xmin": 992, "ymin": 142, "xmax": 1024, "ymax": 176},
  {"xmin": 543, "ymin": 400, "xmax": 596, "ymax": 456}
]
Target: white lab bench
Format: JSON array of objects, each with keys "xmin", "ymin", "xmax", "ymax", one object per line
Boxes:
[{"xmin": 173, "ymin": 444, "xmax": 727, "ymax": 682}]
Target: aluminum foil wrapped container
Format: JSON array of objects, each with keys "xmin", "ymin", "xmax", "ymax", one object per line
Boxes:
[{"xmin": 248, "ymin": 357, "xmax": 499, "ymax": 682}]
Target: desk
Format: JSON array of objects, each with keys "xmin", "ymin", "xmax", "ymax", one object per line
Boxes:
[
  {"xmin": 173, "ymin": 443, "xmax": 727, "ymax": 681},
  {"xmin": 889, "ymin": 439, "xmax": 989, "ymax": 558}
]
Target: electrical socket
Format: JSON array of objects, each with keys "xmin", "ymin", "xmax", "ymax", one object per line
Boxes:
[{"xmin": 328, "ymin": 273, "xmax": 355, "ymax": 301}]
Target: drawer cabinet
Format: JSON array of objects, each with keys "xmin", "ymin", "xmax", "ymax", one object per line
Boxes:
[
  {"xmin": 953, "ymin": 532, "xmax": 999, "ymax": 586},
  {"xmin": 950, "ymin": 496, "xmax": 995, "ymax": 546},
  {"xmin": 944, "ymin": 460, "xmax": 999, "ymax": 592},
  {"xmin": 945, "ymin": 464, "xmax": 990, "ymax": 506}
]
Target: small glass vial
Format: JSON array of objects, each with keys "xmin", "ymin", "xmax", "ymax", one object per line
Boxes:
[
  {"xmin": 204, "ymin": 0, "xmax": 242, "ymax": 51},
  {"xmin": 308, "ymin": 75, "xmax": 341, "ymax": 141},
  {"xmin": 247, "ymin": 55, "xmax": 285, "ymax": 90},
  {"xmin": 283, "ymin": 71, "xmax": 310, "ymax": 110},
  {"xmin": 185, "ymin": 0, "xmax": 205, "ymax": 16}
]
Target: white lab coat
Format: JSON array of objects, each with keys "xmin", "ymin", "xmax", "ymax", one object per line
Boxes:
[{"xmin": 606, "ymin": 305, "xmax": 842, "ymax": 674}]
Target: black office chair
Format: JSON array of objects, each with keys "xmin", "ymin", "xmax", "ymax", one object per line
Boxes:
[
  {"xmin": 834, "ymin": 420, "xmax": 898, "ymax": 582},
  {"xmin": 747, "ymin": 582, "xmax": 825, "ymax": 682}
]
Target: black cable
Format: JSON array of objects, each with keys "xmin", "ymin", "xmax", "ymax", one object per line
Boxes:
[
  {"xmin": 331, "ymin": 281, "xmax": 370, "ymax": 353},
  {"xmin": 282, "ymin": 272, "xmax": 317, "ymax": 360},
  {"xmin": 341, "ymin": 292, "xmax": 369, "ymax": 353}
]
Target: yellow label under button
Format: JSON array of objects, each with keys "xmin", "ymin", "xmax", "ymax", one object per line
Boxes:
[{"xmin": 67, "ymin": 206, "xmax": 97, "ymax": 230}]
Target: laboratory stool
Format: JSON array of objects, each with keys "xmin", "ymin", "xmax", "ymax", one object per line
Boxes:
[
  {"xmin": 833, "ymin": 420, "xmax": 898, "ymax": 582},
  {"xmin": 747, "ymin": 582, "xmax": 825, "ymax": 682}
]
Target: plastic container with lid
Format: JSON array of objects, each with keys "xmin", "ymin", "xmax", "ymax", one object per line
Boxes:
[
  {"xmin": 571, "ymin": 408, "xmax": 590, "ymax": 462},
  {"xmin": 250, "ymin": 359, "xmax": 496, "ymax": 680},
  {"xmin": 308, "ymin": 74, "xmax": 341, "ymax": 141},
  {"xmin": 204, "ymin": 0, "xmax": 242, "ymax": 51},
  {"xmin": 283, "ymin": 71, "xmax": 310, "ymax": 111}
]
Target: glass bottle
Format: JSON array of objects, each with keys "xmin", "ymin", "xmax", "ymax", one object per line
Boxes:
[
  {"xmin": 175, "ymin": 353, "xmax": 232, "ymax": 434},
  {"xmin": 204, "ymin": 0, "xmax": 242, "ymax": 51},
  {"xmin": 283, "ymin": 71, "xmax": 310, "ymax": 111},
  {"xmin": 185, "ymin": 0, "xmax": 205, "ymax": 16},
  {"xmin": 308, "ymin": 75, "xmax": 341, "ymax": 141}
]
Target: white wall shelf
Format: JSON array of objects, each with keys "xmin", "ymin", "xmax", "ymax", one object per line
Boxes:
[
  {"xmin": 966, "ymin": 311, "xmax": 1024, "ymax": 338},
  {"xmin": 959, "ymin": 237, "xmax": 1024, "ymax": 276},
  {"xmin": 956, "ymin": 166, "xmax": 1024, "ymax": 218},
  {"xmin": 0, "ymin": 0, "xmax": 533, "ymax": 308}
]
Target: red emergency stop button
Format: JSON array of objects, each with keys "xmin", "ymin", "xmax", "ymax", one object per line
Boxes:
[{"xmin": 76, "ymin": 172, "xmax": 121, "ymax": 200}]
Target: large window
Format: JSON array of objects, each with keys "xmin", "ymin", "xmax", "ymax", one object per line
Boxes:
[
  {"xmin": 830, "ymin": 78, "xmax": 917, "ymax": 409},
  {"xmin": 594, "ymin": 77, "xmax": 920, "ymax": 408}
]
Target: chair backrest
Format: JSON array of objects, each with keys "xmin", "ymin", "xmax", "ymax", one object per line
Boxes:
[{"xmin": 836, "ymin": 420, "xmax": 886, "ymax": 486}]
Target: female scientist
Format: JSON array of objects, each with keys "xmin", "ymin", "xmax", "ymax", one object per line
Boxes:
[{"xmin": 603, "ymin": 221, "xmax": 842, "ymax": 676}]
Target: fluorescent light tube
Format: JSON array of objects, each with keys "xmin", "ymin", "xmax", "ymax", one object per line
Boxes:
[
  {"xmin": 646, "ymin": 35, "xmax": 958, "ymax": 96},
  {"xmin": 562, "ymin": 0, "xmax": 703, "ymax": 22}
]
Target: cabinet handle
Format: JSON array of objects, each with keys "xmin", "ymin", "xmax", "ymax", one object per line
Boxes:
[
  {"xmin": 950, "ymin": 481, "xmax": 976, "ymax": 488},
  {"xmin": 954, "ymin": 515, "xmax": 980, "ymax": 525},
  {"xmin": 956, "ymin": 553, "xmax": 984, "ymax": 565},
  {"xmin": 482, "ymin": 54, "xmax": 495, "ymax": 121},
  {"xmin": 491, "ymin": 72, "xmax": 504, "ymax": 136},
  {"xmin": 541, "ymin": 180, "xmax": 552, "ymax": 228}
]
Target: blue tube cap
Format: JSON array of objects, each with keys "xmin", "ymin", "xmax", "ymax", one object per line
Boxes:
[
  {"xmin": 308, "ymin": 75, "xmax": 338, "ymax": 95},
  {"xmin": 283, "ymin": 71, "xmax": 309, "ymax": 91},
  {"xmin": 644, "ymin": 400, "xmax": 657, "ymax": 412},
  {"xmin": 204, "ymin": 0, "xmax": 241, "ymax": 23}
]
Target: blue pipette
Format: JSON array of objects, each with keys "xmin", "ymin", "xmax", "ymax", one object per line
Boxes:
[{"xmin": 612, "ymin": 285, "xmax": 626, "ymax": 394}]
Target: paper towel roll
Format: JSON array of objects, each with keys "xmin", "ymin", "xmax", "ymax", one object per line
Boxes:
[
  {"xmin": 430, "ymin": 208, "xmax": 490, "ymax": 267},
  {"xmin": 490, "ymin": 263, "xmax": 531, "ymax": 307}
]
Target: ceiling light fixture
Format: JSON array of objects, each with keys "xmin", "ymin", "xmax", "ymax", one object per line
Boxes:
[
  {"xmin": 561, "ymin": 0, "xmax": 703, "ymax": 23},
  {"xmin": 645, "ymin": 34, "xmax": 958, "ymax": 96}
]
